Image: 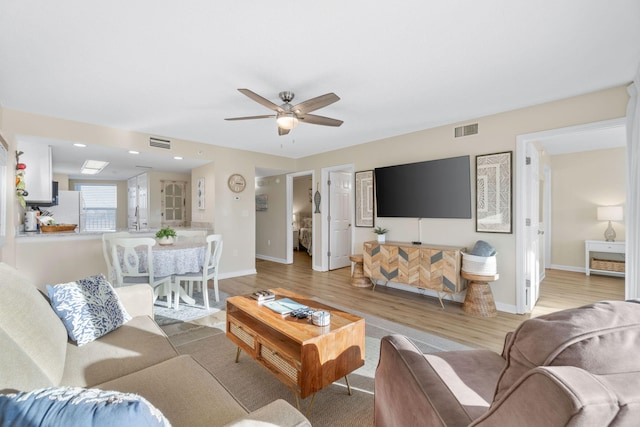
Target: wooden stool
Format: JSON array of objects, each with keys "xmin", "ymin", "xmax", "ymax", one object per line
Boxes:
[
  {"xmin": 349, "ymin": 254, "xmax": 372, "ymax": 288},
  {"xmin": 461, "ymin": 272, "xmax": 499, "ymax": 317}
]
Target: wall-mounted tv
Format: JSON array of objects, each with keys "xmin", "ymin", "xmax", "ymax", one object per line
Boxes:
[{"xmin": 374, "ymin": 155, "xmax": 472, "ymax": 219}]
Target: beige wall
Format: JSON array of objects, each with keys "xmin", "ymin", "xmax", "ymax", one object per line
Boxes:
[
  {"xmin": 0, "ymin": 85, "xmax": 630, "ymax": 311},
  {"xmin": 255, "ymin": 174, "xmax": 287, "ymax": 260},
  {"xmin": 550, "ymin": 147, "xmax": 626, "ymax": 269},
  {"xmin": 295, "ymin": 86, "xmax": 628, "ymax": 312}
]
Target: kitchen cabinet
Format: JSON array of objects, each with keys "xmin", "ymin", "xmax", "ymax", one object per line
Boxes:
[
  {"xmin": 128, "ymin": 173, "xmax": 149, "ymax": 231},
  {"xmin": 18, "ymin": 140, "xmax": 53, "ymax": 204}
]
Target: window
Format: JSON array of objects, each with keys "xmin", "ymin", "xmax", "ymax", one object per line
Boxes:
[{"xmin": 74, "ymin": 183, "xmax": 117, "ymax": 232}]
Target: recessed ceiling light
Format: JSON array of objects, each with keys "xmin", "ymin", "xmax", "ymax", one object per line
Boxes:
[
  {"xmin": 129, "ymin": 150, "xmax": 139, "ymax": 154},
  {"xmin": 73, "ymin": 143, "xmax": 87, "ymax": 147},
  {"xmin": 81, "ymin": 159, "xmax": 109, "ymax": 175},
  {"xmin": 174, "ymin": 156, "xmax": 183, "ymax": 160}
]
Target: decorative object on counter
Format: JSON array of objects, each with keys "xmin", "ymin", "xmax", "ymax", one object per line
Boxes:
[
  {"xmin": 373, "ymin": 226, "xmax": 389, "ymax": 243},
  {"xmin": 15, "ymin": 150, "xmax": 28, "ymax": 208},
  {"xmin": 597, "ymin": 205, "xmax": 623, "ymax": 242},
  {"xmin": 355, "ymin": 170, "xmax": 374, "ymax": 227},
  {"xmin": 476, "ymin": 151, "xmax": 512, "ymax": 233},
  {"xmin": 313, "ymin": 183, "xmax": 321, "ymax": 213},
  {"xmin": 24, "ymin": 210, "xmax": 38, "ymax": 232},
  {"xmin": 155, "ymin": 226, "xmax": 176, "ymax": 245},
  {"xmin": 40, "ymin": 224, "xmax": 78, "ymax": 233}
]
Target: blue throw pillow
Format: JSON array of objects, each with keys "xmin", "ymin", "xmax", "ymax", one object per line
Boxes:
[
  {"xmin": 47, "ymin": 274, "xmax": 132, "ymax": 346},
  {"xmin": 0, "ymin": 387, "xmax": 170, "ymax": 426},
  {"xmin": 469, "ymin": 240, "xmax": 496, "ymax": 257}
]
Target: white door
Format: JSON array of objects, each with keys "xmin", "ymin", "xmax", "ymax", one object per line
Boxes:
[
  {"xmin": 329, "ymin": 171, "xmax": 352, "ymax": 270},
  {"xmin": 525, "ymin": 143, "xmax": 541, "ymax": 310}
]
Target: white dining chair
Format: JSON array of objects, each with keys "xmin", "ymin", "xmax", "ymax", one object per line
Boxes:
[
  {"xmin": 101, "ymin": 231, "xmax": 131, "ymax": 284},
  {"xmin": 111, "ymin": 237, "xmax": 173, "ymax": 306},
  {"xmin": 175, "ymin": 229, "xmax": 206, "ymax": 243},
  {"xmin": 173, "ymin": 234, "xmax": 223, "ymax": 310}
]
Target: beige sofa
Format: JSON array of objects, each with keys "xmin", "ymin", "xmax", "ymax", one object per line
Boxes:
[
  {"xmin": 374, "ymin": 300, "xmax": 640, "ymax": 426},
  {"xmin": 0, "ymin": 263, "xmax": 310, "ymax": 426}
]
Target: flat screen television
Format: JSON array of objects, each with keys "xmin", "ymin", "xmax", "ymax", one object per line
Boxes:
[{"xmin": 374, "ymin": 155, "xmax": 472, "ymax": 219}]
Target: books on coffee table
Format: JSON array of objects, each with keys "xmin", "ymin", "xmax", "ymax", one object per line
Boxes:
[
  {"xmin": 251, "ymin": 290, "xmax": 275, "ymax": 302},
  {"xmin": 263, "ymin": 298, "xmax": 308, "ymax": 315}
]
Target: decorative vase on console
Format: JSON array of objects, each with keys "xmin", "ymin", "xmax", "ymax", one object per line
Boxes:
[{"xmin": 374, "ymin": 227, "xmax": 389, "ymax": 243}]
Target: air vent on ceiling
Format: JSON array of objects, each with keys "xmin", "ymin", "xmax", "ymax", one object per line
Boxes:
[
  {"xmin": 454, "ymin": 123, "xmax": 478, "ymax": 138},
  {"xmin": 149, "ymin": 137, "xmax": 171, "ymax": 149}
]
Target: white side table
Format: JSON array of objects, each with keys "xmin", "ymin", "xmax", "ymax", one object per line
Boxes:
[{"xmin": 585, "ymin": 240, "xmax": 625, "ymax": 277}]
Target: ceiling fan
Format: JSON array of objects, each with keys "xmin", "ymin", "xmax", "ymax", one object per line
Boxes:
[{"xmin": 225, "ymin": 89, "xmax": 343, "ymax": 135}]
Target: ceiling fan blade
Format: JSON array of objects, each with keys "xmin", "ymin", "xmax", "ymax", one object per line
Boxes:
[
  {"xmin": 224, "ymin": 114, "xmax": 276, "ymax": 121},
  {"xmin": 299, "ymin": 114, "xmax": 343, "ymax": 127},
  {"xmin": 292, "ymin": 93, "xmax": 340, "ymax": 114},
  {"xmin": 238, "ymin": 89, "xmax": 284, "ymax": 113},
  {"xmin": 278, "ymin": 127, "xmax": 290, "ymax": 136}
]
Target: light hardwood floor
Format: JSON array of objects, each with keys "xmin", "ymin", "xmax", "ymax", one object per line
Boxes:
[{"xmin": 218, "ymin": 251, "xmax": 625, "ymax": 353}]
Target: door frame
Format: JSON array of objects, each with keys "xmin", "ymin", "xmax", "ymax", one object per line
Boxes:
[
  {"xmin": 515, "ymin": 117, "xmax": 628, "ymax": 313},
  {"xmin": 286, "ymin": 170, "xmax": 315, "ymax": 265},
  {"xmin": 320, "ymin": 164, "xmax": 354, "ymax": 272}
]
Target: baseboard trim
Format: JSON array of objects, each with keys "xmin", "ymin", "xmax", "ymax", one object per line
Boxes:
[
  {"xmin": 218, "ymin": 269, "xmax": 257, "ymax": 280},
  {"xmin": 549, "ymin": 264, "xmax": 585, "ymax": 273},
  {"xmin": 255, "ymin": 254, "xmax": 288, "ymax": 264}
]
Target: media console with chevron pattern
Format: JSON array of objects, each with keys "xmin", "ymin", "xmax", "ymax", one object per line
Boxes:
[{"xmin": 362, "ymin": 241, "xmax": 467, "ymax": 307}]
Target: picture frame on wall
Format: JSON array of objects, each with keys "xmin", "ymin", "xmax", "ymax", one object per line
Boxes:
[
  {"xmin": 355, "ymin": 170, "xmax": 374, "ymax": 227},
  {"xmin": 476, "ymin": 151, "xmax": 512, "ymax": 233},
  {"xmin": 256, "ymin": 194, "xmax": 268, "ymax": 211},
  {"xmin": 197, "ymin": 178, "xmax": 205, "ymax": 210}
]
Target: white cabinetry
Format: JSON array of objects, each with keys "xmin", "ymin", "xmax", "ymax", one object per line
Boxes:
[
  {"xmin": 18, "ymin": 140, "xmax": 52, "ymax": 204},
  {"xmin": 585, "ymin": 240, "xmax": 625, "ymax": 277},
  {"xmin": 128, "ymin": 173, "xmax": 149, "ymax": 231}
]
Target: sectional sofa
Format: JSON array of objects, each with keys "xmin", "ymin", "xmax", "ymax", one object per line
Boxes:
[{"xmin": 0, "ymin": 262, "xmax": 310, "ymax": 426}]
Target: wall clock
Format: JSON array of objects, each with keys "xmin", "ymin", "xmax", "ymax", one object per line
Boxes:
[{"xmin": 228, "ymin": 173, "xmax": 246, "ymax": 193}]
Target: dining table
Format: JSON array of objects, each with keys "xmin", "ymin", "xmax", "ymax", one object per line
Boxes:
[
  {"xmin": 152, "ymin": 240, "xmax": 207, "ymax": 307},
  {"xmin": 116, "ymin": 239, "xmax": 207, "ymax": 308}
]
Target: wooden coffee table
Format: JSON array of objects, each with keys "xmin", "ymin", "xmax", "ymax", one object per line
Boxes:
[{"xmin": 226, "ymin": 288, "xmax": 365, "ymax": 411}]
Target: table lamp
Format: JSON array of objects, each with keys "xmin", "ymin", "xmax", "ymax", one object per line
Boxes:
[{"xmin": 597, "ymin": 206, "xmax": 623, "ymax": 242}]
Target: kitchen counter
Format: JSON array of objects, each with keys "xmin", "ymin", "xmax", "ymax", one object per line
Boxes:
[{"xmin": 15, "ymin": 230, "xmax": 156, "ymax": 242}]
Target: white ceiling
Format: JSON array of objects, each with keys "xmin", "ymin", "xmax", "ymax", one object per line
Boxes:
[{"xmin": 1, "ymin": 1, "xmax": 639, "ymax": 173}]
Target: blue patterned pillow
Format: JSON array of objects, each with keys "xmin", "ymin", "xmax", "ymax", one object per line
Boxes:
[
  {"xmin": 0, "ymin": 387, "xmax": 171, "ymax": 426},
  {"xmin": 47, "ymin": 274, "xmax": 132, "ymax": 346}
]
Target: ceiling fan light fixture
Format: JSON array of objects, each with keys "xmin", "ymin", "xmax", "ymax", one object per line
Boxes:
[{"xmin": 276, "ymin": 113, "xmax": 299, "ymax": 130}]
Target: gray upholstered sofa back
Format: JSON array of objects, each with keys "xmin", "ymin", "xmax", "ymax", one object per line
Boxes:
[{"xmin": 494, "ymin": 300, "xmax": 640, "ymax": 402}]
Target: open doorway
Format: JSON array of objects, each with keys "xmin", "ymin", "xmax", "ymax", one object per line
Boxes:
[
  {"xmin": 286, "ymin": 171, "xmax": 314, "ymax": 267},
  {"xmin": 292, "ymin": 174, "xmax": 313, "ymax": 264},
  {"xmin": 516, "ymin": 118, "xmax": 627, "ymax": 313}
]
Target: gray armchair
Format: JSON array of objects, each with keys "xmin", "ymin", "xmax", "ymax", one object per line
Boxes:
[{"xmin": 374, "ymin": 300, "xmax": 640, "ymax": 426}]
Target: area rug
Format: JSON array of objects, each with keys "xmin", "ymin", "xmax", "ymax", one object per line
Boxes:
[
  {"xmin": 153, "ymin": 290, "xmax": 229, "ymax": 326},
  {"xmin": 164, "ymin": 309, "xmax": 471, "ymax": 426}
]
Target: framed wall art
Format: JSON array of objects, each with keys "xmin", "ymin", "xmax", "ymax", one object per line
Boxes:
[
  {"xmin": 197, "ymin": 178, "xmax": 205, "ymax": 210},
  {"xmin": 476, "ymin": 151, "xmax": 512, "ymax": 233},
  {"xmin": 355, "ymin": 170, "xmax": 374, "ymax": 227},
  {"xmin": 255, "ymin": 194, "xmax": 268, "ymax": 211}
]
